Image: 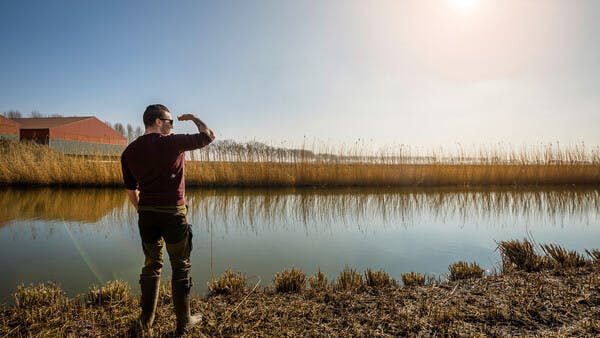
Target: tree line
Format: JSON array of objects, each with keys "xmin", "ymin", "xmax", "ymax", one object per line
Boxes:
[{"xmin": 2, "ymin": 110, "xmax": 143, "ymax": 143}]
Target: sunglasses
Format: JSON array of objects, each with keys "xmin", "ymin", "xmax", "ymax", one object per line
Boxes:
[{"xmin": 159, "ymin": 118, "xmax": 174, "ymax": 125}]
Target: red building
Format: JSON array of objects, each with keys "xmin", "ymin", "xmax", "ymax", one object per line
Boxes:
[
  {"xmin": 11, "ymin": 116, "xmax": 127, "ymax": 155},
  {"xmin": 0, "ymin": 115, "xmax": 20, "ymax": 140}
]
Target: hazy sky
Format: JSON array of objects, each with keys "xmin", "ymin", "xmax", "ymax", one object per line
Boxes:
[{"xmin": 1, "ymin": 0, "xmax": 599, "ymax": 149}]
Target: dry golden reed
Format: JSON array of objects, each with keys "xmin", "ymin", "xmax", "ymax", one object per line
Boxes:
[
  {"xmin": 541, "ymin": 244, "xmax": 588, "ymax": 269},
  {"xmin": 2, "ymin": 138, "xmax": 600, "ymax": 187},
  {"xmin": 308, "ymin": 268, "xmax": 329, "ymax": 291},
  {"xmin": 273, "ymin": 267, "xmax": 306, "ymax": 293},
  {"xmin": 586, "ymin": 249, "xmax": 600, "ymax": 262},
  {"xmin": 364, "ymin": 269, "xmax": 396, "ymax": 288},
  {"xmin": 86, "ymin": 280, "xmax": 132, "ymax": 306},
  {"xmin": 497, "ymin": 239, "xmax": 547, "ymax": 273},
  {"xmin": 336, "ymin": 266, "xmax": 363, "ymax": 291},
  {"xmin": 207, "ymin": 268, "xmax": 247, "ymax": 296},
  {"xmin": 401, "ymin": 272, "xmax": 426, "ymax": 287},
  {"xmin": 448, "ymin": 261, "xmax": 484, "ymax": 281}
]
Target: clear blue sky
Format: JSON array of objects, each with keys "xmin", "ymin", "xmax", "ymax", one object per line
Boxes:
[{"xmin": 1, "ymin": 0, "xmax": 599, "ymax": 149}]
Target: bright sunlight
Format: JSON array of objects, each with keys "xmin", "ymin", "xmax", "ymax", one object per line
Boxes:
[{"xmin": 449, "ymin": 0, "xmax": 481, "ymax": 13}]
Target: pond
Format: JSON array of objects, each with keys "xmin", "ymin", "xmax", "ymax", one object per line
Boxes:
[{"xmin": 1, "ymin": 187, "xmax": 599, "ymax": 302}]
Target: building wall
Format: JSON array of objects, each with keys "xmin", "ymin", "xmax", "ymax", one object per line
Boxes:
[
  {"xmin": 50, "ymin": 117, "xmax": 127, "ymax": 146},
  {"xmin": 0, "ymin": 133, "xmax": 18, "ymax": 141},
  {"xmin": 49, "ymin": 139, "xmax": 125, "ymax": 156},
  {"xmin": 0, "ymin": 116, "xmax": 19, "ymax": 137}
]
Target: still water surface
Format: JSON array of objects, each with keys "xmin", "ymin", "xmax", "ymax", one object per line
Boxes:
[{"xmin": 1, "ymin": 187, "xmax": 599, "ymax": 302}]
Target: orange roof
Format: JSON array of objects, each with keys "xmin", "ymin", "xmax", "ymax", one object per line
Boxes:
[{"xmin": 11, "ymin": 117, "xmax": 93, "ymax": 129}]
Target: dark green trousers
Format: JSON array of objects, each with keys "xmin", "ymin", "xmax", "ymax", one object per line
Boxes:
[{"xmin": 138, "ymin": 207, "xmax": 193, "ymax": 281}]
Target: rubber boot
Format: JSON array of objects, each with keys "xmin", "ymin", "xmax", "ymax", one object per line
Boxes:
[
  {"xmin": 139, "ymin": 275, "xmax": 160, "ymax": 330},
  {"xmin": 172, "ymin": 277, "xmax": 202, "ymax": 336}
]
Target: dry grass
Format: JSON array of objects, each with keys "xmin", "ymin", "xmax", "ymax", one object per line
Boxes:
[
  {"xmin": 448, "ymin": 261, "xmax": 485, "ymax": 281},
  {"xmin": 86, "ymin": 280, "xmax": 132, "ymax": 307},
  {"xmin": 364, "ymin": 269, "xmax": 397, "ymax": 288},
  {"xmin": 308, "ymin": 268, "xmax": 330, "ymax": 291},
  {"xmin": 336, "ymin": 266, "xmax": 364, "ymax": 291},
  {"xmin": 586, "ymin": 249, "xmax": 600, "ymax": 262},
  {"xmin": 2, "ymin": 138, "xmax": 600, "ymax": 187},
  {"xmin": 273, "ymin": 268, "xmax": 306, "ymax": 293},
  {"xmin": 541, "ymin": 244, "xmax": 588, "ymax": 270},
  {"xmin": 3, "ymin": 260, "xmax": 600, "ymax": 337},
  {"xmin": 207, "ymin": 268, "xmax": 246, "ymax": 296},
  {"xmin": 401, "ymin": 272, "xmax": 426, "ymax": 287},
  {"xmin": 498, "ymin": 238, "xmax": 548, "ymax": 272}
]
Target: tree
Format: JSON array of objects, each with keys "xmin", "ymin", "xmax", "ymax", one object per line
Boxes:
[
  {"xmin": 3, "ymin": 110, "xmax": 22, "ymax": 118},
  {"xmin": 114, "ymin": 123, "xmax": 125, "ymax": 136},
  {"xmin": 126, "ymin": 124, "xmax": 134, "ymax": 142},
  {"xmin": 30, "ymin": 110, "xmax": 44, "ymax": 118}
]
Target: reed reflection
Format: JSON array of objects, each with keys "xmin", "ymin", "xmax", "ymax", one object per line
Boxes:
[
  {"xmin": 0, "ymin": 188, "xmax": 126, "ymax": 227},
  {"xmin": 185, "ymin": 187, "xmax": 600, "ymax": 235},
  {"xmin": 1, "ymin": 187, "xmax": 598, "ymax": 236}
]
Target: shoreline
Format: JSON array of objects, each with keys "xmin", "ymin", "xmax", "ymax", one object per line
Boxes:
[{"xmin": 3, "ymin": 257, "xmax": 599, "ymax": 337}]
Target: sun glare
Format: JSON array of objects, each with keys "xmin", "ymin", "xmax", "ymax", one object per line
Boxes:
[{"xmin": 449, "ymin": 0, "xmax": 480, "ymax": 13}]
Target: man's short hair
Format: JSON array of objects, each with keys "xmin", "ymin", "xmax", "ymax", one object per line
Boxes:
[{"xmin": 143, "ymin": 104, "xmax": 170, "ymax": 127}]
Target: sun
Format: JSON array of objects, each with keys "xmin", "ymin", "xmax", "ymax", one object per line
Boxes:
[{"xmin": 449, "ymin": 0, "xmax": 481, "ymax": 13}]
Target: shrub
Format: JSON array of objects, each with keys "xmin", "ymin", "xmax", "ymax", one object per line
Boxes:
[
  {"xmin": 336, "ymin": 266, "xmax": 363, "ymax": 291},
  {"xmin": 448, "ymin": 261, "xmax": 484, "ymax": 281},
  {"xmin": 364, "ymin": 269, "xmax": 396, "ymax": 288},
  {"xmin": 274, "ymin": 267, "xmax": 306, "ymax": 293},
  {"xmin": 208, "ymin": 268, "xmax": 246, "ymax": 296},
  {"xmin": 86, "ymin": 280, "xmax": 131, "ymax": 306},
  {"xmin": 497, "ymin": 239, "xmax": 546, "ymax": 272},
  {"xmin": 541, "ymin": 244, "xmax": 587, "ymax": 269},
  {"xmin": 308, "ymin": 268, "xmax": 329, "ymax": 291},
  {"xmin": 401, "ymin": 272, "xmax": 426, "ymax": 287},
  {"xmin": 15, "ymin": 282, "xmax": 66, "ymax": 309}
]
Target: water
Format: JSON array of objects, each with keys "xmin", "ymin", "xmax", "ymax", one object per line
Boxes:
[{"xmin": 1, "ymin": 187, "xmax": 599, "ymax": 302}]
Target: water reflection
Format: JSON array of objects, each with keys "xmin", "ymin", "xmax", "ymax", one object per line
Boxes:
[
  {"xmin": 0, "ymin": 187, "xmax": 599, "ymax": 302},
  {"xmin": 0, "ymin": 188, "xmax": 125, "ymax": 225},
  {"xmin": 1, "ymin": 187, "xmax": 599, "ymax": 235},
  {"xmin": 191, "ymin": 187, "xmax": 600, "ymax": 232}
]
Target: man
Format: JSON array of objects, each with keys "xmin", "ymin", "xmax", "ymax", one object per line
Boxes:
[{"xmin": 121, "ymin": 104, "xmax": 215, "ymax": 335}]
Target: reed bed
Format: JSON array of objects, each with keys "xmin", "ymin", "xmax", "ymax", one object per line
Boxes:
[
  {"xmin": 2, "ymin": 138, "xmax": 600, "ymax": 187},
  {"xmin": 401, "ymin": 272, "xmax": 426, "ymax": 286},
  {"xmin": 2, "ymin": 242, "xmax": 600, "ymax": 337},
  {"xmin": 448, "ymin": 261, "xmax": 485, "ymax": 281}
]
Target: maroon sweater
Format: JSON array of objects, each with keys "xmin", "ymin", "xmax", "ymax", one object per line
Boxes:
[{"xmin": 121, "ymin": 132, "xmax": 213, "ymax": 206}]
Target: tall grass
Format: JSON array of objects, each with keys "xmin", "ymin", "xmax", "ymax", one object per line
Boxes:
[{"xmin": 2, "ymin": 138, "xmax": 600, "ymax": 187}]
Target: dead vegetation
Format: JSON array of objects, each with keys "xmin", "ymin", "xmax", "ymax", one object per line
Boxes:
[
  {"xmin": 2, "ymin": 138, "xmax": 600, "ymax": 187},
  {"xmin": 2, "ymin": 254, "xmax": 599, "ymax": 337},
  {"xmin": 2, "ymin": 240, "xmax": 599, "ymax": 336},
  {"xmin": 448, "ymin": 261, "xmax": 485, "ymax": 281},
  {"xmin": 207, "ymin": 268, "xmax": 247, "ymax": 296},
  {"xmin": 401, "ymin": 272, "xmax": 426, "ymax": 286}
]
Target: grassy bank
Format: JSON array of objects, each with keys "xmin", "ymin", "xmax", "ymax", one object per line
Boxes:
[
  {"xmin": 2, "ymin": 138, "xmax": 600, "ymax": 187},
  {"xmin": 2, "ymin": 240, "xmax": 599, "ymax": 337}
]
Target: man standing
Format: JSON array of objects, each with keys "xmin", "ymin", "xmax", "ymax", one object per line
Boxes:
[{"xmin": 121, "ymin": 104, "xmax": 215, "ymax": 335}]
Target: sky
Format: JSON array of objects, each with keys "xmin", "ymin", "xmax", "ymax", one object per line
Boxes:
[{"xmin": 1, "ymin": 0, "xmax": 599, "ymax": 150}]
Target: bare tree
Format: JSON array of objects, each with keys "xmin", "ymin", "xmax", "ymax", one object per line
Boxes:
[
  {"xmin": 3, "ymin": 110, "xmax": 22, "ymax": 118},
  {"xmin": 114, "ymin": 123, "xmax": 125, "ymax": 136},
  {"xmin": 135, "ymin": 126, "xmax": 143, "ymax": 138},
  {"xmin": 30, "ymin": 110, "xmax": 44, "ymax": 118},
  {"xmin": 126, "ymin": 124, "xmax": 134, "ymax": 142}
]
